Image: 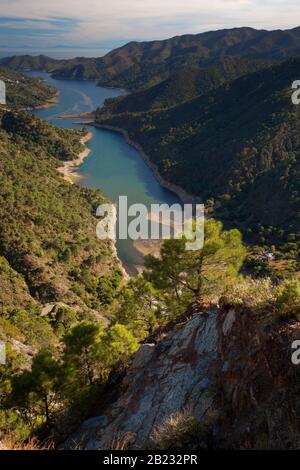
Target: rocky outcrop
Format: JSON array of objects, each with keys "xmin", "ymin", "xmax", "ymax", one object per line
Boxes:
[{"xmin": 64, "ymin": 303, "xmax": 300, "ymax": 450}]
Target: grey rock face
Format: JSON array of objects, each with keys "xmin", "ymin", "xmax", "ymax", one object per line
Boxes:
[
  {"xmin": 64, "ymin": 304, "xmax": 300, "ymax": 450},
  {"xmin": 65, "ymin": 307, "xmax": 221, "ymax": 449}
]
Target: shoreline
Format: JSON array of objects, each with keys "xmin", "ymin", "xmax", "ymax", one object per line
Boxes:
[
  {"xmin": 56, "ymin": 130, "xmax": 129, "ymax": 278},
  {"xmin": 93, "ymin": 123, "xmax": 198, "ymax": 205},
  {"xmin": 109, "ymin": 205, "xmax": 130, "ymax": 280},
  {"xmin": 57, "ymin": 120, "xmax": 198, "ymax": 277},
  {"xmin": 57, "ymin": 131, "xmax": 93, "ymax": 184},
  {"xmin": 58, "ymin": 112, "xmax": 94, "ymax": 120},
  {"xmin": 34, "ymin": 90, "xmax": 60, "ymax": 109},
  {"xmin": 85, "ymin": 122, "xmax": 198, "ymax": 273}
]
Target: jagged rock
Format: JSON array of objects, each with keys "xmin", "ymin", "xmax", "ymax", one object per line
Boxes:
[
  {"xmin": 64, "ymin": 305, "xmax": 300, "ymax": 450},
  {"xmin": 40, "ymin": 302, "xmax": 80, "ymax": 317},
  {"xmin": 10, "ymin": 339, "xmax": 35, "ymax": 358},
  {"xmin": 64, "ymin": 307, "xmax": 219, "ymax": 449}
]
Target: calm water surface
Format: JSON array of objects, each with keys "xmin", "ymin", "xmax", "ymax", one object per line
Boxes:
[{"xmin": 28, "ymin": 72, "xmax": 181, "ymax": 274}]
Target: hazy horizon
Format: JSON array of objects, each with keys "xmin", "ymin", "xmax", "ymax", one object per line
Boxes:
[
  {"xmin": 0, "ymin": 47, "xmax": 111, "ymax": 60},
  {"xmin": 0, "ymin": 0, "xmax": 300, "ymax": 55},
  {"xmin": 1, "ymin": 23, "xmax": 300, "ymax": 61}
]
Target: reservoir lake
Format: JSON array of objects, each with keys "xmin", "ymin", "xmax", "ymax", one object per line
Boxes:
[{"xmin": 28, "ymin": 72, "xmax": 181, "ymax": 274}]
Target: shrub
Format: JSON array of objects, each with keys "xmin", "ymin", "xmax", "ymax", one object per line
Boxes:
[
  {"xmin": 221, "ymin": 277, "xmax": 300, "ymax": 325},
  {"xmin": 220, "ymin": 277, "xmax": 276, "ymax": 310},
  {"xmin": 274, "ymin": 280, "xmax": 300, "ymax": 321},
  {"xmin": 149, "ymin": 410, "xmax": 218, "ymax": 450}
]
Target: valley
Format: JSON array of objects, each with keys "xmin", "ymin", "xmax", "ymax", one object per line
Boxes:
[{"xmin": 0, "ymin": 24, "xmax": 299, "ymax": 451}]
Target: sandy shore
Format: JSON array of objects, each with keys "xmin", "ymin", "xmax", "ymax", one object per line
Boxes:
[
  {"xmin": 133, "ymin": 211, "xmax": 183, "ymax": 260},
  {"xmin": 57, "ymin": 131, "xmax": 93, "ymax": 184},
  {"xmin": 56, "ymin": 130, "xmax": 129, "ymax": 278},
  {"xmin": 70, "ymin": 121, "xmax": 199, "ymax": 274},
  {"xmin": 92, "ymin": 123, "xmax": 200, "ymax": 268},
  {"xmin": 34, "ymin": 90, "xmax": 60, "ymax": 109},
  {"xmin": 58, "ymin": 112, "xmax": 94, "ymax": 120}
]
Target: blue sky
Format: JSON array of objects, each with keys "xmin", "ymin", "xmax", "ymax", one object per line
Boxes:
[{"xmin": 0, "ymin": 0, "xmax": 299, "ymax": 54}]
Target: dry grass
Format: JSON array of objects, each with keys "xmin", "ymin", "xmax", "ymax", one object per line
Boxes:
[
  {"xmin": 150, "ymin": 409, "xmax": 217, "ymax": 450},
  {"xmin": 110, "ymin": 432, "xmax": 136, "ymax": 450},
  {"xmin": 220, "ymin": 277, "xmax": 300, "ymax": 324},
  {"xmin": 220, "ymin": 277, "xmax": 276, "ymax": 310},
  {"xmin": 0, "ymin": 435, "xmax": 54, "ymax": 450}
]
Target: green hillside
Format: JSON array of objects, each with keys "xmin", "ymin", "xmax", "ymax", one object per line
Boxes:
[
  {"xmin": 0, "ymin": 110, "xmax": 117, "ymax": 309},
  {"xmin": 0, "ymin": 55, "xmax": 58, "ymax": 71},
  {"xmin": 96, "ymin": 56, "xmax": 300, "ymax": 261},
  {"xmin": 0, "ymin": 36, "xmax": 299, "ymax": 447},
  {"xmin": 0, "ymin": 67, "xmax": 56, "ymax": 108},
  {"xmin": 101, "ymin": 58, "xmax": 270, "ymax": 114}
]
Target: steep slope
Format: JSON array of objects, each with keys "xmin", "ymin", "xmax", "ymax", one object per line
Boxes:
[
  {"xmin": 96, "ymin": 56, "xmax": 300, "ymax": 248},
  {"xmin": 0, "ymin": 256, "xmax": 36, "ymax": 312},
  {"xmin": 0, "ymin": 110, "xmax": 117, "ymax": 308},
  {"xmin": 64, "ymin": 302, "xmax": 300, "ymax": 450},
  {"xmin": 3, "ymin": 27, "xmax": 300, "ymax": 90},
  {"xmin": 101, "ymin": 58, "xmax": 269, "ymax": 114}
]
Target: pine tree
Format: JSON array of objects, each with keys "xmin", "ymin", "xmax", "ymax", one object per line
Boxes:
[{"xmin": 144, "ymin": 218, "xmax": 246, "ymax": 313}]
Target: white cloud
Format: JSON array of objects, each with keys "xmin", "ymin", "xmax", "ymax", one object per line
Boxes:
[{"xmin": 0, "ymin": 0, "xmax": 299, "ymax": 46}]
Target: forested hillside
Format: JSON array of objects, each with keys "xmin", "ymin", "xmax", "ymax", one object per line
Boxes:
[
  {"xmin": 100, "ymin": 58, "xmax": 269, "ymax": 114},
  {"xmin": 0, "ymin": 28, "xmax": 299, "ymax": 450},
  {"xmin": 0, "ymin": 67, "xmax": 56, "ymax": 108},
  {"xmin": 0, "ymin": 72, "xmax": 131, "ymax": 443},
  {"xmin": 96, "ymin": 56, "xmax": 300, "ymax": 265},
  {"xmin": 0, "ymin": 110, "xmax": 119, "ymax": 309}
]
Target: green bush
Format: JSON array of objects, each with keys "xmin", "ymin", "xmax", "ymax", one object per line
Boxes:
[
  {"xmin": 274, "ymin": 280, "xmax": 300, "ymax": 321},
  {"xmin": 150, "ymin": 410, "xmax": 218, "ymax": 450}
]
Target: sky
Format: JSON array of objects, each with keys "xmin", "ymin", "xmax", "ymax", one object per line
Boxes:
[{"xmin": 0, "ymin": 0, "xmax": 300, "ymax": 56}]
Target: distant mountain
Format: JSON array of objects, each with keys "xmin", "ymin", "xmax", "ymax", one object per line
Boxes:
[
  {"xmin": 2, "ymin": 27, "xmax": 300, "ymax": 90},
  {"xmin": 96, "ymin": 56, "xmax": 300, "ymax": 249},
  {"xmin": 90, "ymin": 26, "xmax": 300, "ymax": 89},
  {"xmin": 0, "ymin": 54, "xmax": 59, "ymax": 72}
]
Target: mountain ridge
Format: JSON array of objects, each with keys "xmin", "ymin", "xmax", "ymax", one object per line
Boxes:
[{"xmin": 2, "ymin": 26, "xmax": 300, "ymax": 90}]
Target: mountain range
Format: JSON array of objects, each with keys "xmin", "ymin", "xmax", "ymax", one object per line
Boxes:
[{"xmin": 2, "ymin": 26, "xmax": 300, "ymax": 89}]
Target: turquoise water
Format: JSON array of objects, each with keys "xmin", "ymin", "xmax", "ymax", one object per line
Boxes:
[{"xmin": 28, "ymin": 72, "xmax": 181, "ymax": 273}]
